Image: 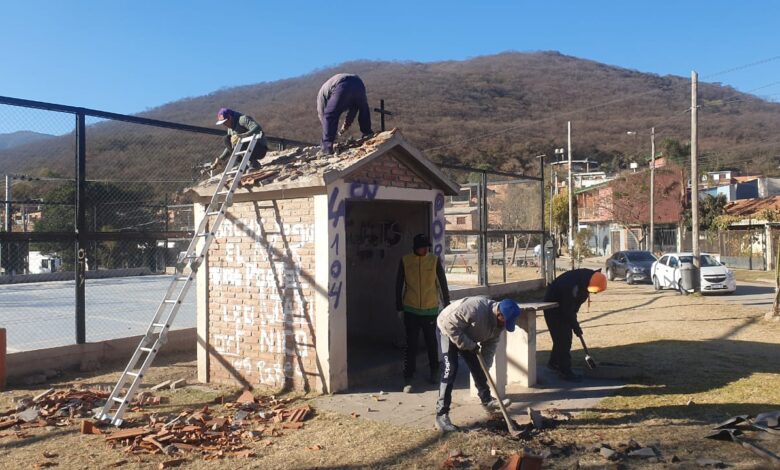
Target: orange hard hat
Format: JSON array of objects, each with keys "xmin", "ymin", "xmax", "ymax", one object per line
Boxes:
[{"xmin": 587, "ymin": 271, "xmax": 607, "ymax": 294}]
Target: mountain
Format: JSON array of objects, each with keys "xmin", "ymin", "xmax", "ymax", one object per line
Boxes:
[
  {"xmin": 0, "ymin": 131, "xmax": 54, "ymax": 150},
  {"xmin": 2, "ymin": 51, "xmax": 780, "ymax": 194}
]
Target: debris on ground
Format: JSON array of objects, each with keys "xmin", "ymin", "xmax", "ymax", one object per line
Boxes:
[
  {"xmin": 0, "ymin": 388, "xmax": 110, "ymax": 430},
  {"xmin": 96, "ymin": 391, "xmax": 313, "ymax": 461},
  {"xmin": 703, "ymin": 411, "xmax": 780, "ymax": 467}
]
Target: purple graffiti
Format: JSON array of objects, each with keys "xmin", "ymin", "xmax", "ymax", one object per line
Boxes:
[
  {"xmin": 328, "ymin": 187, "xmax": 345, "ymax": 228},
  {"xmin": 330, "ymin": 233, "xmax": 340, "ymax": 256},
  {"xmin": 329, "ymin": 281, "xmax": 343, "ymax": 308},
  {"xmin": 434, "ymin": 193, "xmax": 444, "ymax": 216},
  {"xmin": 330, "ymin": 260, "xmax": 342, "ymax": 278},
  {"xmin": 349, "ymin": 181, "xmax": 379, "ymax": 200}
]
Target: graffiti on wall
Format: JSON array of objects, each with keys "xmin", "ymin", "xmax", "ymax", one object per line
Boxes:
[
  {"xmin": 433, "ymin": 192, "xmax": 445, "ymax": 260},
  {"xmin": 210, "ymin": 212, "xmax": 314, "ymax": 387}
]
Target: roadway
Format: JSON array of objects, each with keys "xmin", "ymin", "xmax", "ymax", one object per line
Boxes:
[{"xmin": 0, "ymin": 275, "xmax": 195, "ymax": 353}]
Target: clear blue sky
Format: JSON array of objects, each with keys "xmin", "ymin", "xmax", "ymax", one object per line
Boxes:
[{"xmin": 1, "ymin": 0, "xmax": 779, "ymax": 116}]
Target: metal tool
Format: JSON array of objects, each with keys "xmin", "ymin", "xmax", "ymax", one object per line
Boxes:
[
  {"xmin": 706, "ymin": 428, "xmax": 780, "ymax": 467},
  {"xmin": 475, "ymin": 352, "xmax": 523, "ymax": 438},
  {"xmin": 577, "ymin": 334, "xmax": 597, "ymax": 369},
  {"xmin": 96, "ymin": 134, "xmax": 263, "ymax": 427}
]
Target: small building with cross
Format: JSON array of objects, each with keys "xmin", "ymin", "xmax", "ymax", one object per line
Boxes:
[{"xmin": 187, "ymin": 130, "xmax": 462, "ymax": 393}]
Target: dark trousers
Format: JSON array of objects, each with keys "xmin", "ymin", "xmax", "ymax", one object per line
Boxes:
[
  {"xmin": 435, "ymin": 338, "xmax": 491, "ymax": 416},
  {"xmin": 403, "ymin": 312, "xmax": 438, "ymax": 379},
  {"xmin": 321, "ymin": 76, "xmax": 372, "ymax": 152},
  {"xmin": 543, "ymin": 310, "xmax": 573, "ymax": 373}
]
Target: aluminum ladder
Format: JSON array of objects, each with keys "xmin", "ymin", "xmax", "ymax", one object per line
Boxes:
[{"xmin": 96, "ymin": 134, "xmax": 262, "ymax": 426}]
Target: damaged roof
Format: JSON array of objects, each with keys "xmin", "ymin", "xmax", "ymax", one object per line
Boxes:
[
  {"xmin": 187, "ymin": 129, "xmax": 459, "ymax": 199},
  {"xmin": 725, "ymin": 196, "xmax": 780, "ymax": 218}
]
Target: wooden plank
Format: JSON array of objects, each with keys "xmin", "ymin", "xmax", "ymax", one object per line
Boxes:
[{"xmin": 105, "ymin": 427, "xmax": 151, "ymax": 441}]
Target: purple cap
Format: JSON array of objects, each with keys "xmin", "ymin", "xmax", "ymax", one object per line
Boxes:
[{"xmin": 216, "ymin": 108, "xmax": 233, "ymax": 125}]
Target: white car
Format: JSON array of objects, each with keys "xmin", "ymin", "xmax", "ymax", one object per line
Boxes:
[{"xmin": 651, "ymin": 252, "xmax": 736, "ymax": 294}]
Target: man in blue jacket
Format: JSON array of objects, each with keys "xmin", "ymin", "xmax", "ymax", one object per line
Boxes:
[{"xmin": 316, "ymin": 74, "xmax": 373, "ymax": 155}]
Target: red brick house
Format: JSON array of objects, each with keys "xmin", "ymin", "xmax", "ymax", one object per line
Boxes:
[{"xmin": 575, "ymin": 164, "xmax": 685, "ymax": 255}]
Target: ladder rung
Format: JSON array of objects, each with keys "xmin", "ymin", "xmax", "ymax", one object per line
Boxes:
[
  {"xmin": 207, "ymin": 210, "xmax": 222, "ymax": 216},
  {"xmin": 176, "ymin": 276, "xmax": 191, "ymax": 281},
  {"xmin": 152, "ymin": 323, "xmax": 167, "ymax": 328},
  {"xmin": 140, "ymin": 347, "xmax": 155, "ymax": 353},
  {"xmin": 163, "ymin": 299, "xmax": 179, "ymax": 304},
  {"xmin": 112, "ymin": 397, "xmax": 126, "ymax": 404},
  {"xmin": 196, "ymin": 232, "xmax": 212, "ymax": 237},
  {"xmin": 127, "ymin": 372, "xmax": 141, "ymax": 378},
  {"xmin": 216, "ymin": 190, "xmax": 230, "ymax": 195}
]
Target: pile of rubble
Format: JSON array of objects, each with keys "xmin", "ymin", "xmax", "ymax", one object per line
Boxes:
[
  {"xmin": 0, "ymin": 388, "xmax": 111, "ymax": 433},
  {"xmin": 93, "ymin": 390, "xmax": 311, "ymax": 463},
  {"xmin": 199, "ymin": 130, "xmax": 397, "ymax": 188}
]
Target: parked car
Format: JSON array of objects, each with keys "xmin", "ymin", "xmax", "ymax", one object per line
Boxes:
[
  {"xmin": 651, "ymin": 252, "xmax": 736, "ymax": 294},
  {"xmin": 605, "ymin": 250, "xmax": 657, "ymax": 284}
]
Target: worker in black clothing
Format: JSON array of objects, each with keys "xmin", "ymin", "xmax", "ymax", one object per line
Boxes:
[
  {"xmin": 395, "ymin": 234, "xmax": 450, "ymax": 393},
  {"xmin": 543, "ymin": 268, "xmax": 607, "ymax": 381}
]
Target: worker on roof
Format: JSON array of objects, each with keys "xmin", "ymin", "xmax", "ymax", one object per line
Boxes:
[
  {"xmin": 434, "ymin": 296, "xmax": 521, "ymax": 432},
  {"xmin": 542, "ymin": 268, "xmax": 607, "ymax": 381},
  {"xmin": 395, "ymin": 234, "xmax": 451, "ymax": 393},
  {"xmin": 212, "ymin": 108, "xmax": 268, "ymax": 170},
  {"xmin": 316, "ymin": 74, "xmax": 373, "ymax": 155}
]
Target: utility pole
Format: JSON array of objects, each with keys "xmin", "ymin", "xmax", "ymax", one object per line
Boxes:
[
  {"xmin": 2, "ymin": 175, "xmax": 10, "ymax": 274},
  {"xmin": 567, "ymin": 121, "xmax": 574, "ymax": 269},
  {"xmin": 650, "ymin": 127, "xmax": 655, "ymax": 254},
  {"xmin": 691, "ymin": 71, "xmax": 701, "ymax": 291}
]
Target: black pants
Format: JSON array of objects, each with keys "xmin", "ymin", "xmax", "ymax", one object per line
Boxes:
[
  {"xmin": 435, "ymin": 338, "xmax": 491, "ymax": 416},
  {"xmin": 403, "ymin": 312, "xmax": 438, "ymax": 379},
  {"xmin": 543, "ymin": 310, "xmax": 573, "ymax": 373}
]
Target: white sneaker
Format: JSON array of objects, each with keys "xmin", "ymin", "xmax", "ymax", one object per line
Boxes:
[
  {"xmin": 435, "ymin": 414, "xmax": 458, "ymax": 432},
  {"xmin": 481, "ymin": 397, "xmax": 512, "ymax": 412}
]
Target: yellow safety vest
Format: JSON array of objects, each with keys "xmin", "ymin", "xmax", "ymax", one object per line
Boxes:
[{"xmin": 402, "ymin": 253, "xmax": 440, "ymax": 314}]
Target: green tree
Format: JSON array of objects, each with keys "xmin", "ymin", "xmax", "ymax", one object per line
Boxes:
[
  {"xmin": 33, "ymin": 182, "xmax": 161, "ymax": 270},
  {"xmin": 682, "ymin": 193, "xmax": 728, "ymax": 234}
]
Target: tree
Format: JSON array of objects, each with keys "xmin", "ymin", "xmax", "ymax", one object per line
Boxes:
[
  {"xmin": 544, "ymin": 189, "xmax": 571, "ymax": 255},
  {"xmin": 491, "ymin": 181, "xmax": 543, "ymax": 264},
  {"xmin": 683, "ymin": 193, "xmax": 728, "ymax": 234},
  {"xmin": 33, "ymin": 182, "xmax": 161, "ymax": 270}
]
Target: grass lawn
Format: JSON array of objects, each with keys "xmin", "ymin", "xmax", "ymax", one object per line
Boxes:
[{"xmin": 1, "ymin": 283, "xmax": 778, "ymax": 469}]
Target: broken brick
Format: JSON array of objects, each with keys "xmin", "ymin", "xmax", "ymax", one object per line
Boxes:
[
  {"xmin": 499, "ymin": 454, "xmax": 522, "ymax": 470},
  {"xmin": 105, "ymin": 427, "xmax": 151, "ymax": 441},
  {"xmin": 80, "ymin": 420, "xmax": 102, "ymax": 435},
  {"xmin": 158, "ymin": 458, "xmax": 186, "ymax": 469},
  {"xmin": 236, "ymin": 390, "xmax": 255, "ymax": 404}
]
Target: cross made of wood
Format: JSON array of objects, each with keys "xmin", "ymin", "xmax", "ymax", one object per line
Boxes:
[{"xmin": 373, "ymin": 99, "xmax": 393, "ymax": 132}]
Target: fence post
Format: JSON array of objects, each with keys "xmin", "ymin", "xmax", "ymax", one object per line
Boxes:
[
  {"xmin": 75, "ymin": 112, "xmax": 86, "ymax": 344},
  {"xmin": 479, "ymin": 171, "xmax": 488, "ymax": 285}
]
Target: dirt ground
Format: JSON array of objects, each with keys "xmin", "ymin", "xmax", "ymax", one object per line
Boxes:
[{"xmin": 1, "ymin": 282, "xmax": 779, "ymax": 469}]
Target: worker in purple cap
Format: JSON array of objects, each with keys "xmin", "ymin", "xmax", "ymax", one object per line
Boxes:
[
  {"xmin": 316, "ymin": 74, "xmax": 373, "ymax": 155},
  {"xmin": 211, "ymin": 108, "xmax": 268, "ymax": 170},
  {"xmin": 434, "ymin": 296, "xmax": 521, "ymax": 432}
]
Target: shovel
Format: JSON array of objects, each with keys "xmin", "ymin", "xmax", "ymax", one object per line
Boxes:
[
  {"xmin": 577, "ymin": 334, "xmax": 597, "ymax": 369},
  {"xmin": 705, "ymin": 428, "xmax": 780, "ymax": 467},
  {"xmin": 475, "ymin": 352, "xmax": 523, "ymax": 439}
]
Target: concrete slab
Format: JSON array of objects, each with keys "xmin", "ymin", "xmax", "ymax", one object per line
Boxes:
[{"xmin": 315, "ymin": 361, "xmax": 623, "ymax": 431}]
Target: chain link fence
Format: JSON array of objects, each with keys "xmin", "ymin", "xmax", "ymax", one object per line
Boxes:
[
  {"xmin": 439, "ymin": 164, "xmax": 545, "ymax": 288},
  {"xmin": 0, "ymin": 96, "xmax": 310, "ymax": 352}
]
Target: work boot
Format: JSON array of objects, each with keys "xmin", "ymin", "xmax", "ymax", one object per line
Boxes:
[
  {"xmin": 435, "ymin": 414, "xmax": 458, "ymax": 432},
  {"xmin": 482, "ymin": 397, "xmax": 512, "ymax": 413},
  {"xmin": 402, "ymin": 378, "xmax": 413, "ymax": 393}
]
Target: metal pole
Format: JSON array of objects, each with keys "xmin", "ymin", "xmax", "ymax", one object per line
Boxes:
[
  {"xmin": 480, "ymin": 171, "xmax": 488, "ymax": 285},
  {"xmin": 650, "ymin": 127, "xmax": 655, "ymax": 254},
  {"xmin": 538, "ymin": 154, "xmax": 547, "ymax": 283},
  {"xmin": 691, "ymin": 71, "xmax": 701, "ymax": 291},
  {"xmin": 567, "ymin": 121, "xmax": 574, "ymax": 270},
  {"xmin": 2, "ymin": 175, "xmax": 11, "ymax": 274},
  {"xmin": 75, "ymin": 113, "xmax": 86, "ymax": 344},
  {"xmin": 380, "ymin": 99, "xmax": 386, "ymax": 132}
]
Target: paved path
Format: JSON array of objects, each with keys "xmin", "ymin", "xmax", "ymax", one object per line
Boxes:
[
  {"xmin": 0, "ymin": 275, "xmax": 195, "ymax": 352},
  {"xmin": 315, "ymin": 365, "xmax": 622, "ymax": 431}
]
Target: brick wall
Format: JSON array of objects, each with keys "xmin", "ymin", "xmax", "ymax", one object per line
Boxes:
[
  {"xmin": 206, "ymin": 197, "xmax": 320, "ymax": 391},
  {"xmin": 345, "ymin": 155, "xmax": 432, "ymax": 190}
]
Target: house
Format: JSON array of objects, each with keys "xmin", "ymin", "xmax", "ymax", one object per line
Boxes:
[
  {"xmin": 576, "ymin": 164, "xmax": 685, "ymax": 255},
  {"xmin": 186, "ymin": 130, "xmax": 464, "ymax": 394}
]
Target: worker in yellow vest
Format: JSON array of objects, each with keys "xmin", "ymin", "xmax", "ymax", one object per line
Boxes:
[{"xmin": 395, "ymin": 234, "xmax": 451, "ymax": 393}]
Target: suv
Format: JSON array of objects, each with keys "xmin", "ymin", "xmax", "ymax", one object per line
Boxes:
[{"xmin": 605, "ymin": 250, "xmax": 657, "ymax": 284}]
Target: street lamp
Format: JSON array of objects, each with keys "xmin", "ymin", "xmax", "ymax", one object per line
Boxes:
[{"xmin": 626, "ymin": 129, "xmax": 656, "ymax": 253}]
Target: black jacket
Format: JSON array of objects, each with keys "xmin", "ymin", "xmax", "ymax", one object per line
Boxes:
[{"xmin": 543, "ymin": 268, "xmax": 596, "ymax": 328}]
